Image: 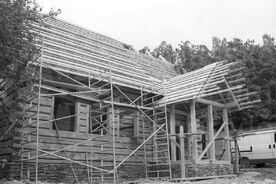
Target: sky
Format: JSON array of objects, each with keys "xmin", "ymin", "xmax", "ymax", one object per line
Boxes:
[{"xmin": 37, "ymin": 0, "xmax": 276, "ymax": 51}]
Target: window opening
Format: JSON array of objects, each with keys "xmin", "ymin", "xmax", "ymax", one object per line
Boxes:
[{"xmin": 53, "ymin": 96, "xmax": 75, "ymax": 131}]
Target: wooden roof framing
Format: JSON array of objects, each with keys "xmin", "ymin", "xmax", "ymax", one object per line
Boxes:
[
  {"xmin": 33, "ymin": 18, "xmax": 259, "ymax": 111},
  {"xmin": 157, "ymin": 61, "xmax": 260, "ymax": 111},
  {"xmin": 33, "ymin": 19, "xmax": 177, "ymax": 93}
]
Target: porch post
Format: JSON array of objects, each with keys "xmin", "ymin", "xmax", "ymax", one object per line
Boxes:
[
  {"xmin": 207, "ymin": 105, "xmax": 215, "ymax": 160},
  {"xmin": 223, "ymin": 108, "xmax": 231, "ymax": 162},
  {"xmin": 180, "ymin": 125, "xmax": 185, "ymax": 178},
  {"xmin": 190, "ymin": 100, "xmax": 197, "ymax": 161}
]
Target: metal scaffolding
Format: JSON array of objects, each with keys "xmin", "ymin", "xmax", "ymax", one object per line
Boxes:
[{"xmin": 19, "ymin": 39, "xmax": 172, "ymax": 183}]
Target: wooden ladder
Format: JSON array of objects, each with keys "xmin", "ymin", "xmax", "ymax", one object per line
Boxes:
[{"xmin": 89, "ymin": 99, "xmax": 116, "ymax": 183}]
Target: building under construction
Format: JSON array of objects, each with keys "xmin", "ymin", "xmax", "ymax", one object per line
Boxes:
[{"xmin": 0, "ymin": 19, "xmax": 260, "ymax": 183}]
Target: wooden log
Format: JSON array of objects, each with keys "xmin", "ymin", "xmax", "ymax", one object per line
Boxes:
[
  {"xmin": 170, "ymin": 105, "xmax": 176, "ymax": 161},
  {"xmin": 207, "ymin": 105, "xmax": 215, "ymax": 160},
  {"xmin": 223, "ymin": 109, "xmax": 231, "ymax": 163},
  {"xmin": 179, "ymin": 126, "xmax": 185, "ymax": 178},
  {"xmin": 196, "ymin": 98, "xmax": 225, "ymax": 108},
  {"xmin": 190, "ymin": 100, "xmax": 197, "ymax": 161}
]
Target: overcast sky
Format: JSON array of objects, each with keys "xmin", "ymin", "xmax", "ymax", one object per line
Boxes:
[{"xmin": 37, "ymin": 0, "xmax": 276, "ymax": 50}]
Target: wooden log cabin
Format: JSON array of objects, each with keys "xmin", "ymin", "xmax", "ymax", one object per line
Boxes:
[{"xmin": 0, "ymin": 18, "xmax": 260, "ymax": 183}]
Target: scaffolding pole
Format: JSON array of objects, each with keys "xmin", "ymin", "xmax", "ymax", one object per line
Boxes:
[
  {"xmin": 109, "ymin": 63, "xmax": 117, "ymax": 184},
  {"xmin": 163, "ymin": 82, "xmax": 172, "ymax": 179},
  {"xmin": 35, "ymin": 36, "xmax": 44, "ymax": 184},
  {"xmin": 19, "ymin": 49, "xmax": 172, "ymax": 183},
  {"xmin": 141, "ymin": 85, "xmax": 148, "ymax": 179}
]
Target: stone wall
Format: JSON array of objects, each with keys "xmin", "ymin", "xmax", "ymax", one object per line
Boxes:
[
  {"xmin": 171, "ymin": 163, "xmax": 233, "ymax": 178},
  {"xmin": 1, "ymin": 160, "xmax": 146, "ymax": 183}
]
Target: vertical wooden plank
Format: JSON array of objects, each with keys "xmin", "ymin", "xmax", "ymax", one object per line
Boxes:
[
  {"xmin": 190, "ymin": 100, "xmax": 197, "ymax": 160},
  {"xmin": 204, "ymin": 110, "xmax": 209, "ymax": 158},
  {"xmin": 75, "ymin": 101, "xmax": 80, "ymax": 133},
  {"xmin": 75, "ymin": 102, "xmax": 89, "ymax": 133},
  {"xmin": 170, "ymin": 105, "xmax": 176, "ymax": 161},
  {"xmin": 49, "ymin": 96, "xmax": 55, "ymax": 130},
  {"xmin": 234, "ymin": 138, "xmax": 239, "ymax": 173},
  {"xmin": 187, "ymin": 114, "xmax": 191, "ymax": 157},
  {"xmin": 133, "ymin": 112, "xmax": 140, "ymax": 137},
  {"xmin": 180, "ymin": 125, "xmax": 185, "ymax": 178},
  {"xmin": 84, "ymin": 104, "xmax": 89, "ymax": 133},
  {"xmin": 207, "ymin": 105, "xmax": 215, "ymax": 160},
  {"xmin": 223, "ymin": 108, "xmax": 231, "ymax": 162},
  {"xmin": 115, "ymin": 111, "xmax": 120, "ymax": 137},
  {"xmin": 107, "ymin": 107, "xmax": 112, "ymax": 133}
]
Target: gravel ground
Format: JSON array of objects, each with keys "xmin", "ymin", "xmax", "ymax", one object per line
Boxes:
[
  {"xmin": 138, "ymin": 165, "xmax": 276, "ymax": 184},
  {"xmin": 1, "ymin": 165, "xmax": 276, "ymax": 184}
]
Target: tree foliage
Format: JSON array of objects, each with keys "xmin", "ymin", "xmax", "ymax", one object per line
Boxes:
[
  {"xmin": 0, "ymin": 0, "xmax": 59, "ymax": 135},
  {"xmin": 176, "ymin": 41, "xmax": 215, "ymax": 71},
  {"xmin": 221, "ymin": 35, "xmax": 276, "ymax": 128},
  {"xmin": 152, "ymin": 41, "xmax": 176, "ymax": 64}
]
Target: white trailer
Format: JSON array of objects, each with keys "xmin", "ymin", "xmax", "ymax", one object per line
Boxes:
[{"xmin": 237, "ymin": 129, "xmax": 276, "ymax": 167}]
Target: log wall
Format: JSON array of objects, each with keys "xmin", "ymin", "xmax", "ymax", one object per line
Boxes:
[
  {"xmin": 10, "ymin": 127, "xmax": 150, "ymax": 182},
  {"xmin": 0, "ymin": 86, "xmax": 154, "ymax": 182}
]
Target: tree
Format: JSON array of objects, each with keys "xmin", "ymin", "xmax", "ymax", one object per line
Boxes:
[
  {"xmin": 176, "ymin": 41, "xmax": 215, "ymax": 71},
  {"xmin": 0, "ymin": 0, "xmax": 60, "ymax": 139},
  {"xmin": 211, "ymin": 37, "xmax": 228, "ymax": 60},
  {"xmin": 150, "ymin": 40, "xmax": 215, "ymax": 72},
  {"xmin": 213, "ymin": 35, "xmax": 276, "ymax": 130},
  {"xmin": 139, "ymin": 46, "xmax": 150, "ymax": 54},
  {"xmin": 152, "ymin": 41, "xmax": 176, "ymax": 64}
]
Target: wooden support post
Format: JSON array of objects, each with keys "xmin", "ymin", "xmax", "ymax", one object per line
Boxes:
[
  {"xmin": 234, "ymin": 138, "xmax": 239, "ymax": 173},
  {"xmin": 207, "ymin": 105, "xmax": 215, "ymax": 160},
  {"xmin": 179, "ymin": 125, "xmax": 186, "ymax": 178},
  {"xmin": 223, "ymin": 108, "xmax": 231, "ymax": 163},
  {"xmin": 133, "ymin": 112, "xmax": 139, "ymax": 137},
  {"xmin": 190, "ymin": 100, "xmax": 197, "ymax": 161},
  {"xmin": 115, "ymin": 111, "xmax": 120, "ymax": 137},
  {"xmin": 170, "ymin": 105, "xmax": 176, "ymax": 161},
  {"xmin": 187, "ymin": 114, "xmax": 191, "ymax": 157},
  {"xmin": 75, "ymin": 101, "xmax": 81, "ymax": 133},
  {"xmin": 153, "ymin": 111, "xmax": 158, "ymax": 161},
  {"xmin": 107, "ymin": 107, "xmax": 112, "ymax": 133}
]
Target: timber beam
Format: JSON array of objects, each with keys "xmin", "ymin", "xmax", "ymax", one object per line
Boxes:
[{"xmin": 195, "ymin": 98, "xmax": 225, "ymax": 108}]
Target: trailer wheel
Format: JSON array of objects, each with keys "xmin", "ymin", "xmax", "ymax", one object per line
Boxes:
[{"xmin": 240, "ymin": 157, "xmax": 250, "ymax": 168}]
